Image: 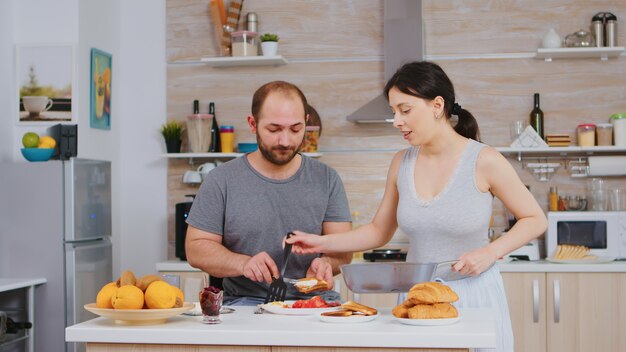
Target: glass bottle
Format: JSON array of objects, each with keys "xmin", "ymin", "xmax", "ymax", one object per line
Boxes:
[
  {"xmin": 549, "ymin": 186, "xmax": 559, "ymax": 211},
  {"xmin": 529, "ymin": 93, "xmax": 544, "ymax": 139},
  {"xmin": 208, "ymin": 102, "xmax": 221, "ymax": 152}
]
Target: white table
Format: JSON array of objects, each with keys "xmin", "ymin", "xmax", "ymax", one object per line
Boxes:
[
  {"xmin": 0, "ymin": 278, "xmax": 46, "ymax": 352},
  {"xmin": 66, "ymin": 306, "xmax": 495, "ymax": 351}
]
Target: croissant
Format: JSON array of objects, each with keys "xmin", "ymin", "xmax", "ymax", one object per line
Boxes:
[
  {"xmin": 408, "ymin": 303, "xmax": 458, "ymax": 319},
  {"xmin": 407, "ymin": 281, "xmax": 459, "ymax": 305}
]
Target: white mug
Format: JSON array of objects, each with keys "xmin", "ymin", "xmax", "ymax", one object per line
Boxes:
[
  {"xmin": 182, "ymin": 170, "xmax": 202, "ymax": 184},
  {"xmin": 197, "ymin": 162, "xmax": 217, "ymax": 180},
  {"xmin": 22, "ymin": 96, "xmax": 53, "ymax": 115}
]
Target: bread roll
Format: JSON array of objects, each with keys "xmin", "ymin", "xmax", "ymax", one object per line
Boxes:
[
  {"xmin": 392, "ymin": 304, "xmax": 410, "ymax": 318},
  {"xmin": 408, "ymin": 303, "xmax": 458, "ymax": 319},
  {"xmin": 407, "ymin": 282, "xmax": 459, "ymax": 305}
]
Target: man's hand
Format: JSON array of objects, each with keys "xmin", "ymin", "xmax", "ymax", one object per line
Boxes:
[
  {"xmin": 242, "ymin": 252, "xmax": 279, "ymax": 283},
  {"xmin": 305, "ymin": 257, "xmax": 334, "ymax": 289}
]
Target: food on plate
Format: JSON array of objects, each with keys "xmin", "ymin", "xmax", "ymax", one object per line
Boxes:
[
  {"xmin": 291, "ymin": 295, "xmax": 340, "ymax": 308},
  {"xmin": 321, "ymin": 309, "xmax": 354, "ymax": 317},
  {"xmin": 408, "ymin": 303, "xmax": 458, "ymax": 319},
  {"xmin": 111, "ymin": 285, "xmax": 144, "ymax": 309},
  {"xmin": 116, "ymin": 270, "xmax": 137, "ymax": 287},
  {"xmin": 293, "ymin": 277, "xmax": 330, "ymax": 293},
  {"xmin": 341, "ymin": 301, "xmax": 378, "ymax": 316},
  {"xmin": 200, "ymin": 286, "xmax": 223, "ymax": 316},
  {"xmin": 136, "ymin": 274, "xmax": 163, "ymax": 292},
  {"xmin": 407, "ymin": 281, "xmax": 459, "ymax": 305},
  {"xmin": 96, "ymin": 282, "xmax": 118, "ymax": 308},
  {"xmin": 144, "ymin": 281, "xmax": 177, "ymax": 309},
  {"xmin": 553, "ymin": 244, "xmax": 597, "ymax": 260},
  {"xmin": 92, "ymin": 270, "xmax": 184, "ymax": 310},
  {"xmin": 393, "ymin": 282, "xmax": 459, "ymax": 319}
]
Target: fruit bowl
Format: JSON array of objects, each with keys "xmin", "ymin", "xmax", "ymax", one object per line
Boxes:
[
  {"xmin": 84, "ymin": 302, "xmax": 194, "ymax": 325},
  {"xmin": 21, "ymin": 148, "xmax": 54, "ymax": 162}
]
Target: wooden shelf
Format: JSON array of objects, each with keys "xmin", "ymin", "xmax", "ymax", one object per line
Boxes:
[
  {"xmin": 535, "ymin": 47, "xmax": 624, "ymax": 62},
  {"xmin": 164, "ymin": 152, "xmax": 322, "ymax": 159},
  {"xmin": 197, "ymin": 55, "xmax": 288, "ymax": 67}
]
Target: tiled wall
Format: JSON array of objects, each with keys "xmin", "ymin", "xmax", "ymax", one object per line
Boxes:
[{"xmin": 166, "ymin": 0, "xmax": 626, "ymax": 258}]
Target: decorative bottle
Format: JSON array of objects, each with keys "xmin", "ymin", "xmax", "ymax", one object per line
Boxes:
[{"xmin": 529, "ymin": 93, "xmax": 544, "ymax": 139}]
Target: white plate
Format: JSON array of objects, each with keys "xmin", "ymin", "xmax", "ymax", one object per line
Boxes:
[
  {"xmin": 394, "ymin": 316, "xmax": 461, "ymax": 326},
  {"xmin": 545, "ymin": 256, "xmax": 616, "ymax": 264},
  {"xmin": 317, "ymin": 312, "xmax": 379, "ymax": 323},
  {"xmin": 84, "ymin": 302, "xmax": 194, "ymax": 325},
  {"xmin": 260, "ymin": 301, "xmax": 341, "ymax": 316}
]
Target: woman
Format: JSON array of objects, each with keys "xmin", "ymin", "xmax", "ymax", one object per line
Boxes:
[{"xmin": 287, "ymin": 61, "xmax": 547, "ymax": 351}]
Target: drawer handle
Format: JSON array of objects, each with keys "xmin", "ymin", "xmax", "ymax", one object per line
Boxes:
[
  {"xmin": 533, "ymin": 279, "xmax": 539, "ymax": 323},
  {"xmin": 553, "ymin": 279, "xmax": 560, "ymax": 323}
]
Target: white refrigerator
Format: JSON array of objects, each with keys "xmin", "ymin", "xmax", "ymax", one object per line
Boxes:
[{"xmin": 0, "ymin": 158, "xmax": 113, "ymax": 352}]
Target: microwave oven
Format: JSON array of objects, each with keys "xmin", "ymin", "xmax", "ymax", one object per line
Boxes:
[{"xmin": 546, "ymin": 211, "xmax": 626, "ymax": 260}]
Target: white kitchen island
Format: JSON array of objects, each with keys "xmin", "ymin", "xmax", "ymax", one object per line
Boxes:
[{"xmin": 66, "ymin": 306, "xmax": 496, "ymax": 351}]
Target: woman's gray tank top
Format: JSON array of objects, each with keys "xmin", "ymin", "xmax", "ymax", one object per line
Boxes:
[{"xmin": 397, "ymin": 139, "xmax": 493, "ymax": 263}]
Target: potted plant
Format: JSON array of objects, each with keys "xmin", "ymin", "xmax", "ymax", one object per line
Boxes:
[
  {"xmin": 161, "ymin": 120, "xmax": 184, "ymax": 153},
  {"xmin": 259, "ymin": 33, "xmax": 280, "ymax": 57}
]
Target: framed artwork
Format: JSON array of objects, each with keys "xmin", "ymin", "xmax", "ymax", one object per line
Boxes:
[
  {"xmin": 16, "ymin": 44, "xmax": 76, "ymax": 124},
  {"xmin": 90, "ymin": 48, "xmax": 112, "ymax": 130}
]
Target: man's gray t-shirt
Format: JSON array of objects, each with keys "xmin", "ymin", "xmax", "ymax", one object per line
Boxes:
[{"xmin": 186, "ymin": 154, "xmax": 351, "ymax": 299}]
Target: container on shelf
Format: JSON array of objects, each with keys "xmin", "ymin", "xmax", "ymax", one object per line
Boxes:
[
  {"xmin": 302, "ymin": 126, "xmax": 320, "ymax": 152},
  {"xmin": 219, "ymin": 125, "xmax": 235, "ymax": 153},
  {"xmin": 187, "ymin": 114, "xmax": 213, "ymax": 153},
  {"xmin": 611, "ymin": 114, "xmax": 626, "ymax": 147},
  {"xmin": 596, "ymin": 123, "xmax": 613, "ymax": 146},
  {"xmin": 577, "ymin": 123, "xmax": 596, "ymax": 147},
  {"xmin": 231, "ymin": 31, "xmax": 258, "ymax": 57}
]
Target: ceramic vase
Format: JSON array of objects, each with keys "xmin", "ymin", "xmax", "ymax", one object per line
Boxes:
[{"xmin": 542, "ymin": 28, "xmax": 562, "ymax": 48}]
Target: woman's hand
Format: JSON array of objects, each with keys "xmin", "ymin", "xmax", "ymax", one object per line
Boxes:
[
  {"xmin": 306, "ymin": 257, "xmax": 334, "ymax": 289},
  {"xmin": 285, "ymin": 231, "xmax": 327, "ymax": 255},
  {"xmin": 452, "ymin": 246, "xmax": 498, "ymax": 276}
]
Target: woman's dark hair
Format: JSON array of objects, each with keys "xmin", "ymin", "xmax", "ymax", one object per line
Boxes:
[{"xmin": 383, "ymin": 61, "xmax": 480, "ymax": 141}]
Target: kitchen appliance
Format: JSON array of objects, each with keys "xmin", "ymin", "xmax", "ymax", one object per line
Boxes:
[
  {"xmin": 0, "ymin": 159, "xmax": 112, "ymax": 352},
  {"xmin": 363, "ymin": 249, "xmax": 407, "ymax": 262},
  {"xmin": 47, "ymin": 123, "xmax": 78, "ymax": 160},
  {"xmin": 504, "ymin": 239, "xmax": 542, "ymax": 261},
  {"xmin": 546, "ymin": 211, "xmax": 626, "ymax": 260},
  {"xmin": 175, "ymin": 195, "xmax": 195, "ymax": 260}
]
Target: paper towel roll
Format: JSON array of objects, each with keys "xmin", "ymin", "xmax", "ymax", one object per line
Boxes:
[{"xmin": 587, "ymin": 156, "xmax": 626, "ymax": 176}]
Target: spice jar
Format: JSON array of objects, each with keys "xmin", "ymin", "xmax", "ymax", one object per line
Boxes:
[
  {"xmin": 577, "ymin": 123, "xmax": 596, "ymax": 147},
  {"xmin": 219, "ymin": 125, "xmax": 235, "ymax": 153},
  {"xmin": 611, "ymin": 114, "xmax": 626, "ymax": 146},
  {"xmin": 596, "ymin": 123, "xmax": 613, "ymax": 146}
]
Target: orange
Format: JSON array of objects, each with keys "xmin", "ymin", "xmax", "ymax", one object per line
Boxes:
[
  {"xmin": 38, "ymin": 136, "xmax": 56, "ymax": 149},
  {"xmin": 111, "ymin": 285, "xmax": 144, "ymax": 309},
  {"xmin": 144, "ymin": 281, "xmax": 176, "ymax": 309},
  {"xmin": 96, "ymin": 282, "xmax": 118, "ymax": 308},
  {"xmin": 172, "ymin": 286, "xmax": 185, "ymax": 308}
]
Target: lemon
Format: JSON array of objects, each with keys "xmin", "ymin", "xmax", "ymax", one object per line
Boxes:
[
  {"xmin": 38, "ymin": 136, "xmax": 56, "ymax": 149},
  {"xmin": 111, "ymin": 285, "xmax": 144, "ymax": 309},
  {"xmin": 144, "ymin": 281, "xmax": 176, "ymax": 309},
  {"xmin": 172, "ymin": 286, "xmax": 185, "ymax": 308},
  {"xmin": 96, "ymin": 282, "xmax": 118, "ymax": 308},
  {"xmin": 22, "ymin": 132, "xmax": 39, "ymax": 148}
]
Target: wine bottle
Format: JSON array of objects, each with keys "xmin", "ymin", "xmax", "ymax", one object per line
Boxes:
[
  {"xmin": 208, "ymin": 102, "xmax": 221, "ymax": 152},
  {"xmin": 529, "ymin": 93, "xmax": 544, "ymax": 139},
  {"xmin": 5, "ymin": 317, "xmax": 32, "ymax": 334},
  {"xmin": 193, "ymin": 100, "xmax": 199, "ymax": 114}
]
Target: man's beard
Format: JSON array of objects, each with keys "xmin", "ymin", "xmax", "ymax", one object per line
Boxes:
[{"xmin": 256, "ymin": 135, "xmax": 302, "ymax": 166}]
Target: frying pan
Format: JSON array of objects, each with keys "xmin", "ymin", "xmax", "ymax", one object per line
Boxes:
[{"xmin": 340, "ymin": 260, "xmax": 474, "ymax": 294}]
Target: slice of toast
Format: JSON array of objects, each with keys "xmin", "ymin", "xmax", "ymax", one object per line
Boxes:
[
  {"xmin": 293, "ymin": 278, "xmax": 330, "ymax": 293},
  {"xmin": 342, "ymin": 301, "xmax": 378, "ymax": 316}
]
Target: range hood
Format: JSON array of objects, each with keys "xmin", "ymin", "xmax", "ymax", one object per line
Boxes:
[{"xmin": 347, "ymin": 0, "xmax": 423, "ymax": 123}]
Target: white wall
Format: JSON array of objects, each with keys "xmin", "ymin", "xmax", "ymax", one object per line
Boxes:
[{"xmin": 1, "ymin": 0, "xmax": 168, "ymax": 278}]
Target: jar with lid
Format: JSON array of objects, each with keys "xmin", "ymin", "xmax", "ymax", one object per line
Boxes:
[
  {"xmin": 219, "ymin": 125, "xmax": 235, "ymax": 153},
  {"xmin": 611, "ymin": 114, "xmax": 626, "ymax": 146},
  {"xmin": 596, "ymin": 123, "xmax": 613, "ymax": 146},
  {"xmin": 577, "ymin": 123, "xmax": 596, "ymax": 147},
  {"xmin": 231, "ymin": 31, "xmax": 258, "ymax": 57}
]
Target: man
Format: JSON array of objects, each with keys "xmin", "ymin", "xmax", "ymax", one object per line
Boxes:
[{"xmin": 185, "ymin": 81, "xmax": 352, "ymax": 305}]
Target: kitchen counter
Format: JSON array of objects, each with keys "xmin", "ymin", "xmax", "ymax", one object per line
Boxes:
[
  {"xmin": 65, "ymin": 306, "xmax": 495, "ymax": 351},
  {"xmin": 157, "ymin": 259, "xmax": 626, "ymax": 273}
]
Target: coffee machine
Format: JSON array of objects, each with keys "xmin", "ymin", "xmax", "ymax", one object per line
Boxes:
[{"xmin": 175, "ymin": 195, "xmax": 195, "ymax": 260}]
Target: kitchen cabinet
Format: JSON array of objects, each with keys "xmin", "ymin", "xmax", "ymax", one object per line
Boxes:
[
  {"xmin": 502, "ymin": 272, "xmax": 626, "ymax": 352},
  {"xmin": 0, "ymin": 278, "xmax": 46, "ymax": 352}
]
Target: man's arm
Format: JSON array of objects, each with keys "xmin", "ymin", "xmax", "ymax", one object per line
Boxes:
[{"xmin": 185, "ymin": 225, "xmax": 279, "ymax": 283}]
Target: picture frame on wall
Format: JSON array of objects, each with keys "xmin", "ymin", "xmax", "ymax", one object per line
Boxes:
[
  {"xmin": 90, "ymin": 48, "xmax": 112, "ymax": 130},
  {"xmin": 16, "ymin": 44, "xmax": 76, "ymax": 125}
]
